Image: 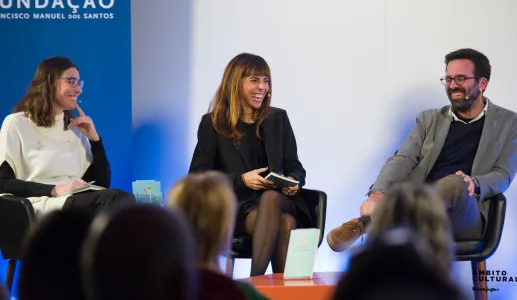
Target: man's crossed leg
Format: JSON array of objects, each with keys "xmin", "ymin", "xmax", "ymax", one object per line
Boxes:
[{"xmin": 327, "ymin": 174, "xmax": 484, "ymax": 252}]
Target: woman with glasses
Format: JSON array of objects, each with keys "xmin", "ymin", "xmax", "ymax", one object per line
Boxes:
[{"xmin": 0, "ymin": 56, "xmax": 135, "ymax": 216}]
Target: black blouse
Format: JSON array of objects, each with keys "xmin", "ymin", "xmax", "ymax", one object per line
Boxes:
[{"xmin": 239, "ymin": 121, "xmax": 268, "ymax": 176}]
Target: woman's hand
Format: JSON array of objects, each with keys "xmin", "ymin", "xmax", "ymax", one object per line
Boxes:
[
  {"xmin": 282, "ymin": 177, "xmax": 299, "ymax": 196},
  {"xmin": 68, "ymin": 103, "xmax": 100, "ymax": 141},
  {"xmin": 51, "ymin": 179, "xmax": 88, "ymax": 196},
  {"xmin": 242, "ymin": 167, "xmax": 277, "ymax": 190}
]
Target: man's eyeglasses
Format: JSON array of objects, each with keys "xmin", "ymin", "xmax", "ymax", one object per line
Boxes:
[
  {"xmin": 440, "ymin": 75, "xmax": 477, "ymax": 86},
  {"xmin": 60, "ymin": 76, "xmax": 84, "ymax": 89}
]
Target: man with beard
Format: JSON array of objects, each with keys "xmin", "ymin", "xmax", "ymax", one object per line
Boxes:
[{"xmin": 327, "ymin": 48, "xmax": 517, "ymax": 252}]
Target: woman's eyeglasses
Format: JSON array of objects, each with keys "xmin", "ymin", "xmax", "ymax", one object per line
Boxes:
[{"xmin": 60, "ymin": 76, "xmax": 84, "ymax": 89}]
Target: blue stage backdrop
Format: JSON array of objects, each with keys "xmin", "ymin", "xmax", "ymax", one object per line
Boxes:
[{"xmin": 0, "ymin": 0, "xmax": 131, "ymax": 291}]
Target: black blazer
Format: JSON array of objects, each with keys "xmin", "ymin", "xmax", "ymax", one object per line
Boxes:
[{"xmin": 189, "ymin": 107, "xmax": 313, "ymax": 226}]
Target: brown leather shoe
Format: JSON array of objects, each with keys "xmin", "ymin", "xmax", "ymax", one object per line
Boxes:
[{"xmin": 326, "ymin": 218, "xmax": 364, "ymax": 252}]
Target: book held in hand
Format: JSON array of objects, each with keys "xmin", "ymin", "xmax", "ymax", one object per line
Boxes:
[
  {"xmin": 264, "ymin": 172, "xmax": 299, "ymax": 188},
  {"xmin": 56, "ymin": 182, "xmax": 105, "ymax": 197}
]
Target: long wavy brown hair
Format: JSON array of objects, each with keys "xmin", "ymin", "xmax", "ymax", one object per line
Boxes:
[
  {"xmin": 13, "ymin": 57, "xmax": 77, "ymax": 128},
  {"xmin": 368, "ymin": 181, "xmax": 455, "ymax": 276},
  {"xmin": 210, "ymin": 53, "xmax": 272, "ymax": 148}
]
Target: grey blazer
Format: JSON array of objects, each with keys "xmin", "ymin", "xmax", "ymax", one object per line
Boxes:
[{"xmin": 370, "ymin": 98, "xmax": 517, "ymax": 228}]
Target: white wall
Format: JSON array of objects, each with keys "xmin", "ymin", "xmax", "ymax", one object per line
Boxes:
[
  {"xmin": 134, "ymin": 0, "xmax": 517, "ymax": 298},
  {"xmin": 131, "ymin": 0, "xmax": 193, "ymax": 192}
]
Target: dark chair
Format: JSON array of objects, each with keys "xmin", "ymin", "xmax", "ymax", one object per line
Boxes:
[
  {"xmin": 455, "ymin": 193, "xmax": 506, "ymax": 300},
  {"xmin": 225, "ymin": 188, "xmax": 327, "ymax": 277},
  {"xmin": 0, "ymin": 195, "xmax": 36, "ymax": 294},
  {"xmin": 371, "ymin": 150, "xmax": 506, "ymax": 298}
]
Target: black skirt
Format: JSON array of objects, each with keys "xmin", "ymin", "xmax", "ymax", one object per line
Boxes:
[{"xmin": 233, "ymin": 191, "xmax": 310, "ymax": 236}]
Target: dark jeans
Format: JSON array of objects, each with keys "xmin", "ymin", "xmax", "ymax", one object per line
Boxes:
[{"xmin": 62, "ymin": 188, "xmax": 136, "ymax": 216}]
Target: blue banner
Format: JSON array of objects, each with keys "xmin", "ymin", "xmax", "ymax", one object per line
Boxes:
[{"xmin": 0, "ymin": 0, "xmax": 132, "ymax": 293}]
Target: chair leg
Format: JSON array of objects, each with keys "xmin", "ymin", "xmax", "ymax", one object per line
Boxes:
[
  {"xmin": 226, "ymin": 257, "xmax": 235, "ymax": 278},
  {"xmin": 471, "ymin": 260, "xmax": 488, "ymax": 300},
  {"xmin": 6, "ymin": 260, "xmax": 17, "ymax": 293}
]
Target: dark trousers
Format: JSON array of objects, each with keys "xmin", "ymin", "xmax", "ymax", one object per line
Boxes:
[
  {"xmin": 62, "ymin": 188, "xmax": 136, "ymax": 216},
  {"xmin": 434, "ymin": 175, "xmax": 484, "ymax": 240},
  {"xmin": 365, "ymin": 175, "xmax": 483, "ymax": 240}
]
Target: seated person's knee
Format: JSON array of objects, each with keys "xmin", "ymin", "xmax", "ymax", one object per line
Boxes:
[
  {"xmin": 258, "ymin": 190, "xmax": 284, "ymax": 206},
  {"xmin": 435, "ymin": 174, "xmax": 469, "ymax": 195},
  {"xmin": 262, "ymin": 189, "xmax": 283, "ymax": 198},
  {"xmin": 280, "ymin": 214, "xmax": 297, "ymax": 231},
  {"xmin": 440, "ymin": 174, "xmax": 465, "ymax": 185},
  {"xmin": 103, "ymin": 189, "xmax": 137, "ymax": 205}
]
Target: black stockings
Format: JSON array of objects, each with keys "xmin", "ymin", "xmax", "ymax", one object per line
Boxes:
[{"xmin": 244, "ymin": 190, "xmax": 297, "ymax": 276}]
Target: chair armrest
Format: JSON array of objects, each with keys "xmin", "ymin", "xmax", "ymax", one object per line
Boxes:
[
  {"xmin": 300, "ymin": 188, "xmax": 327, "ymax": 247},
  {"xmin": 0, "ymin": 195, "xmax": 36, "ymax": 259},
  {"xmin": 480, "ymin": 193, "xmax": 506, "ymax": 259},
  {"xmin": 0, "ymin": 195, "xmax": 36, "ymax": 220}
]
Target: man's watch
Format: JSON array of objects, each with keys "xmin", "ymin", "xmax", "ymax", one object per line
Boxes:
[{"xmin": 473, "ymin": 178, "xmax": 480, "ymax": 196}]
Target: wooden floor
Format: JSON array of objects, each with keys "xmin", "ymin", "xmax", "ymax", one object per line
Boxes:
[{"xmin": 239, "ymin": 272, "xmax": 342, "ymax": 300}]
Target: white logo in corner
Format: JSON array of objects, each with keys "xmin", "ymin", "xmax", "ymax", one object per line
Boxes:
[{"xmin": 0, "ymin": 0, "xmax": 116, "ymax": 20}]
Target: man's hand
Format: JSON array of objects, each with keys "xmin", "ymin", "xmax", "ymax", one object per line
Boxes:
[
  {"xmin": 360, "ymin": 191, "xmax": 385, "ymax": 216},
  {"xmin": 455, "ymin": 171, "xmax": 475, "ymax": 196}
]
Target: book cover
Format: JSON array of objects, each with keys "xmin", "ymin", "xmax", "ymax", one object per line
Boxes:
[
  {"xmin": 132, "ymin": 180, "xmax": 162, "ymax": 205},
  {"xmin": 283, "ymin": 228, "xmax": 320, "ymax": 279},
  {"xmin": 264, "ymin": 172, "xmax": 299, "ymax": 188}
]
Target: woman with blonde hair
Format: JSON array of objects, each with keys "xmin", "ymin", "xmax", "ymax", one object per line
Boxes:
[
  {"xmin": 367, "ymin": 181, "xmax": 455, "ymax": 276},
  {"xmin": 189, "ymin": 53, "xmax": 313, "ymax": 276},
  {"xmin": 168, "ymin": 171, "xmax": 268, "ymax": 300}
]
